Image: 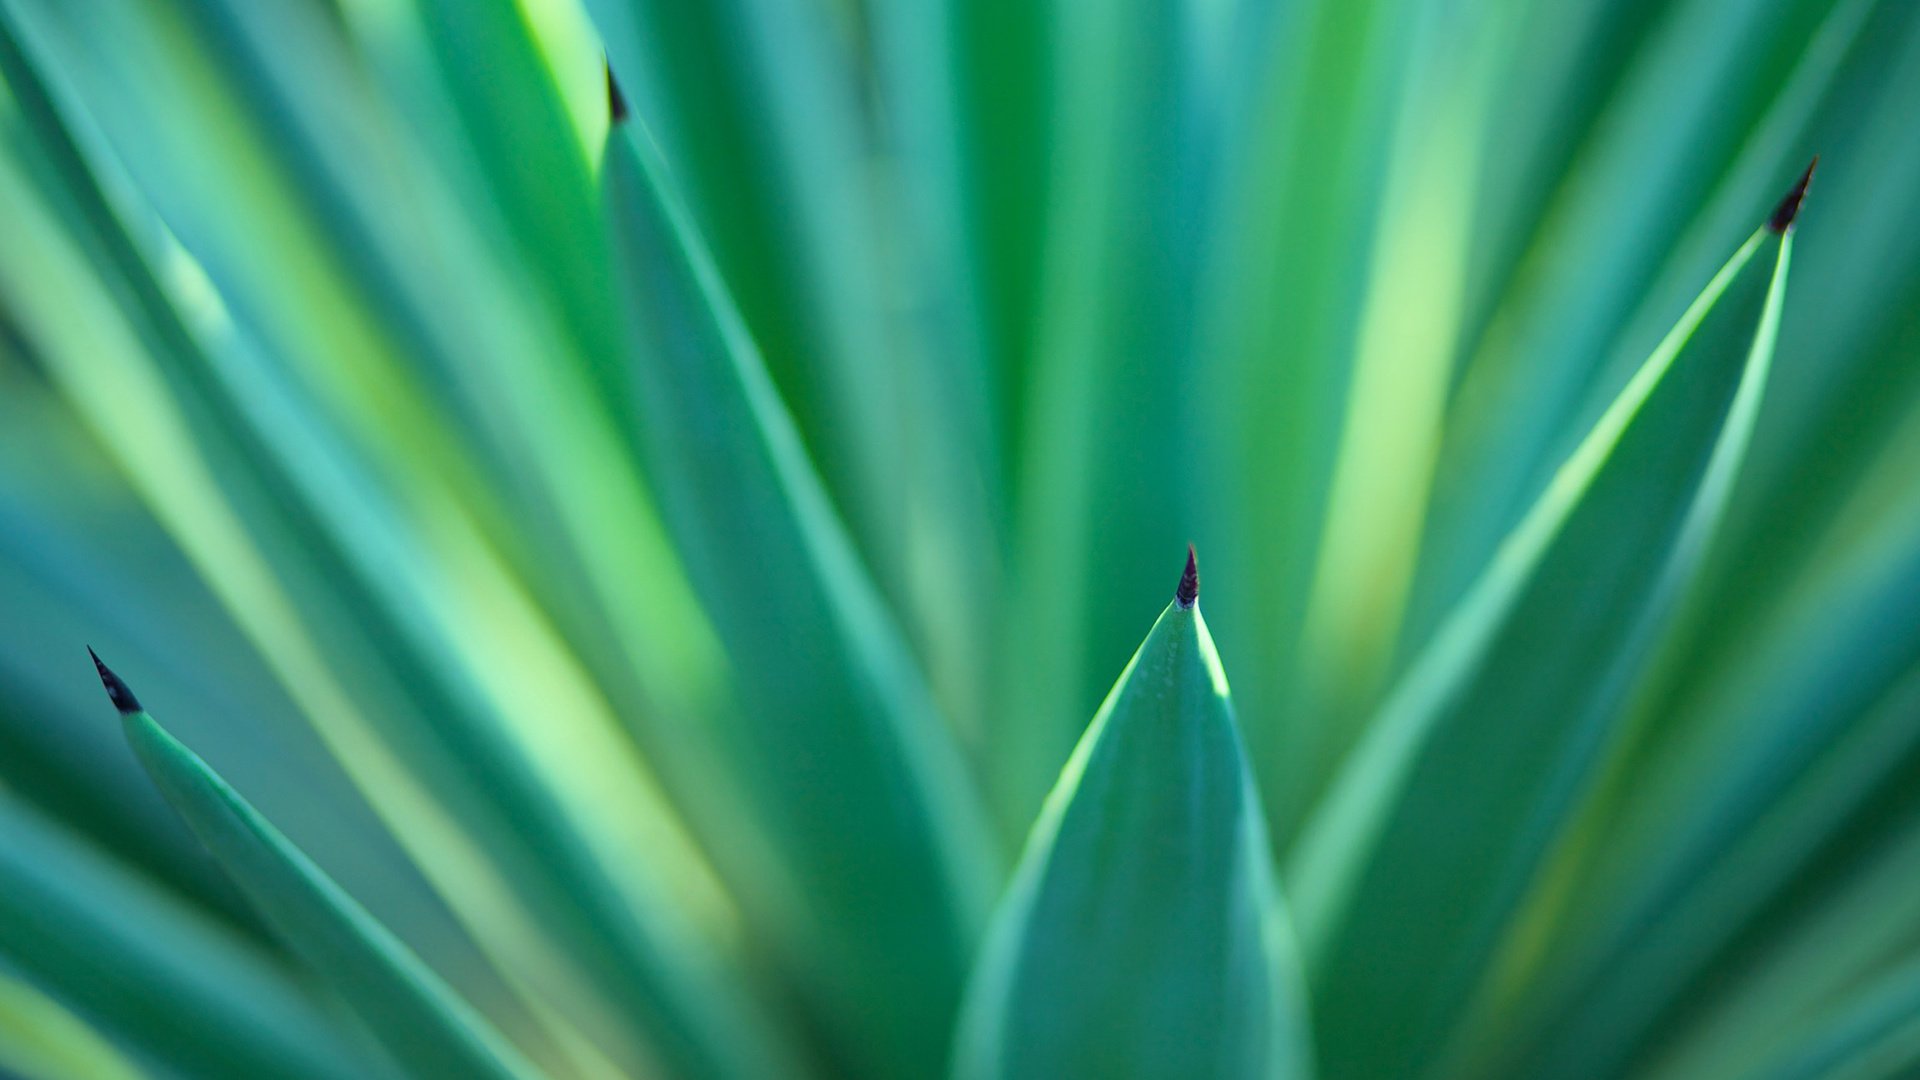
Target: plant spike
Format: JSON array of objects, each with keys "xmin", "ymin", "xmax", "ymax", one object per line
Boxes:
[
  {"xmin": 607, "ymin": 63, "xmax": 629, "ymax": 126},
  {"xmin": 1176, "ymin": 544, "xmax": 1200, "ymax": 609},
  {"xmin": 1768, "ymin": 156, "xmax": 1818, "ymax": 234},
  {"xmin": 87, "ymin": 648, "xmax": 142, "ymax": 715}
]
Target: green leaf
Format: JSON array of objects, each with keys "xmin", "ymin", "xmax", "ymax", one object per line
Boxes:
[
  {"xmin": 1745, "ymin": 956, "xmax": 1920, "ymax": 1080},
  {"xmin": 1644, "ymin": 4, "xmax": 1920, "ymax": 770},
  {"xmin": 0, "ymin": 789, "xmax": 379, "ymax": 1080},
  {"xmin": 1409, "ymin": 0, "xmax": 1850, "ymax": 641},
  {"xmin": 0, "ymin": 968, "xmax": 145, "ymax": 1080},
  {"xmin": 952, "ymin": 552, "xmax": 1312, "ymax": 1080},
  {"xmin": 1288, "ymin": 178, "xmax": 1802, "ymax": 1078},
  {"xmin": 587, "ymin": 0, "xmax": 913, "ymax": 564},
  {"xmin": 0, "ymin": 17, "xmax": 787, "ymax": 1076},
  {"xmin": 1502, "ymin": 472, "xmax": 1920, "ymax": 1079},
  {"xmin": 592, "ymin": 0, "xmax": 1008, "ymax": 761},
  {"xmin": 94, "ymin": 653, "xmax": 545, "ymax": 1080},
  {"xmin": 1617, "ymin": 765, "xmax": 1920, "ymax": 1080},
  {"xmin": 601, "ymin": 124, "xmax": 997, "ymax": 1078}
]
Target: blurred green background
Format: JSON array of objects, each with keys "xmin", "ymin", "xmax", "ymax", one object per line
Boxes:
[{"xmin": 2, "ymin": 0, "xmax": 1920, "ymax": 1076}]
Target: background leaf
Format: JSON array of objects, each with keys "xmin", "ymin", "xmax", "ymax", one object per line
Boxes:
[
  {"xmin": 602, "ymin": 121, "xmax": 997, "ymax": 1079},
  {"xmin": 99, "ymin": 655, "xmax": 544, "ymax": 1080}
]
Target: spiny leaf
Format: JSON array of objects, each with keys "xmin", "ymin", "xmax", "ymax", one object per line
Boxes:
[
  {"xmin": 601, "ymin": 123, "xmax": 996, "ymax": 1078},
  {"xmin": 0, "ymin": 16, "xmax": 784, "ymax": 1076},
  {"xmin": 1499, "ymin": 444, "xmax": 1920, "ymax": 1079},
  {"xmin": 0, "ymin": 968, "xmax": 145, "ymax": 1080},
  {"xmin": 1290, "ymin": 174, "xmax": 1802, "ymax": 1079},
  {"xmin": 92, "ymin": 652, "xmax": 545, "ymax": 1080},
  {"xmin": 1767, "ymin": 155, "xmax": 1818, "ymax": 233},
  {"xmin": 952, "ymin": 551, "xmax": 1312, "ymax": 1080},
  {"xmin": 1746, "ymin": 957, "xmax": 1920, "ymax": 1080},
  {"xmin": 1412, "ymin": 0, "xmax": 1852, "ymax": 645},
  {"xmin": 993, "ymin": 0, "xmax": 1216, "ymax": 846},
  {"xmin": 589, "ymin": 0, "xmax": 924, "ymax": 609},
  {"xmin": 0, "ymin": 790, "xmax": 380, "ymax": 1080}
]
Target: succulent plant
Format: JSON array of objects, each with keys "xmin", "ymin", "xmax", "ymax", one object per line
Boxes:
[{"xmin": 1, "ymin": 1, "xmax": 1919, "ymax": 1079}]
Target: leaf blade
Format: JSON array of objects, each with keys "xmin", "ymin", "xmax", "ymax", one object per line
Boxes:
[
  {"xmin": 98, "ymin": 657, "xmax": 545, "ymax": 1080},
  {"xmin": 601, "ymin": 125, "xmax": 997, "ymax": 1078},
  {"xmin": 953, "ymin": 562, "xmax": 1312, "ymax": 1079},
  {"xmin": 0, "ymin": 790, "xmax": 379, "ymax": 1080},
  {"xmin": 1502, "ymin": 457, "xmax": 1920, "ymax": 1079},
  {"xmin": 1291, "ymin": 201, "xmax": 1796, "ymax": 1077}
]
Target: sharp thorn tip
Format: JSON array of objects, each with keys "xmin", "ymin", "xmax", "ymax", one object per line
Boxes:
[
  {"xmin": 1176, "ymin": 544, "xmax": 1200, "ymax": 608},
  {"xmin": 1768, "ymin": 155, "xmax": 1817, "ymax": 233},
  {"xmin": 87, "ymin": 647, "xmax": 142, "ymax": 715},
  {"xmin": 606, "ymin": 61, "xmax": 629, "ymax": 125}
]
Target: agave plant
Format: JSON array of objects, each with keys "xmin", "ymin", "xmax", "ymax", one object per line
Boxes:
[{"xmin": 2, "ymin": 0, "xmax": 1919, "ymax": 1077}]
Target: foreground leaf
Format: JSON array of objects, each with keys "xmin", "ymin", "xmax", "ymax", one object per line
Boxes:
[
  {"xmin": 92, "ymin": 653, "xmax": 544, "ymax": 1080},
  {"xmin": 953, "ymin": 551, "xmax": 1311, "ymax": 1080},
  {"xmin": 1289, "ymin": 167, "xmax": 1808, "ymax": 1078}
]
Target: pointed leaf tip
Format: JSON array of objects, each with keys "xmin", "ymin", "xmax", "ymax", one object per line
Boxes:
[
  {"xmin": 87, "ymin": 647, "xmax": 142, "ymax": 715},
  {"xmin": 607, "ymin": 62, "xmax": 628, "ymax": 124},
  {"xmin": 1176, "ymin": 545, "xmax": 1200, "ymax": 608},
  {"xmin": 952, "ymin": 570, "xmax": 1310, "ymax": 1079},
  {"xmin": 1768, "ymin": 156, "xmax": 1817, "ymax": 233}
]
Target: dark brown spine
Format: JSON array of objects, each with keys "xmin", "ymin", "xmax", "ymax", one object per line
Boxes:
[
  {"xmin": 88, "ymin": 647, "xmax": 143, "ymax": 714},
  {"xmin": 607, "ymin": 63, "xmax": 629, "ymax": 125},
  {"xmin": 1176, "ymin": 545, "xmax": 1200, "ymax": 609},
  {"xmin": 1768, "ymin": 156, "xmax": 1818, "ymax": 234}
]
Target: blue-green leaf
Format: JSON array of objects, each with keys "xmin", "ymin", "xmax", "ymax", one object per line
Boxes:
[
  {"xmin": 953, "ymin": 552, "xmax": 1311, "ymax": 1080},
  {"xmin": 1745, "ymin": 956, "xmax": 1920, "ymax": 1080},
  {"xmin": 95, "ymin": 653, "xmax": 544, "ymax": 1080},
  {"xmin": 601, "ymin": 122, "xmax": 997, "ymax": 1078},
  {"xmin": 0, "ymin": 790, "xmax": 380, "ymax": 1080},
  {"xmin": 1289, "ymin": 174, "xmax": 1803, "ymax": 1078},
  {"xmin": 1506, "ymin": 474, "xmax": 1920, "ymax": 1079}
]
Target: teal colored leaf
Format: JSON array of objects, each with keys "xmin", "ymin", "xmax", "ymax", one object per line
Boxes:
[
  {"xmin": 0, "ymin": 968, "xmax": 144, "ymax": 1080},
  {"xmin": 589, "ymin": 0, "xmax": 1005, "ymax": 758},
  {"xmin": 601, "ymin": 124, "xmax": 997, "ymax": 1078},
  {"xmin": 95, "ymin": 654, "xmax": 544, "ymax": 1080},
  {"xmin": 0, "ymin": 790, "xmax": 381, "ymax": 1080},
  {"xmin": 0, "ymin": 16, "xmax": 790, "ymax": 1077},
  {"xmin": 1634, "ymin": 794, "xmax": 1920, "ymax": 1080},
  {"xmin": 1745, "ymin": 957, "xmax": 1920, "ymax": 1080},
  {"xmin": 587, "ymin": 0, "xmax": 912, "ymax": 562},
  {"xmin": 1289, "ymin": 176, "xmax": 1803, "ymax": 1078},
  {"xmin": 994, "ymin": 0, "xmax": 1218, "ymax": 844},
  {"xmin": 1410, "ymin": 0, "xmax": 1850, "ymax": 640},
  {"xmin": 1504, "ymin": 476, "xmax": 1920, "ymax": 1078},
  {"xmin": 952, "ymin": 553, "xmax": 1311, "ymax": 1080}
]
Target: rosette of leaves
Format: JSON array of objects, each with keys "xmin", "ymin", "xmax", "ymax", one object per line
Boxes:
[{"xmin": 1, "ymin": 0, "xmax": 1919, "ymax": 1078}]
